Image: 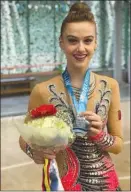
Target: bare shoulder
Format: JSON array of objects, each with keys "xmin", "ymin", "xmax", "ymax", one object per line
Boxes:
[
  {"xmin": 92, "ymin": 72, "xmax": 119, "ymax": 88},
  {"xmin": 35, "ymin": 74, "xmax": 63, "ymax": 90},
  {"xmin": 28, "ymin": 74, "xmax": 63, "ymax": 109}
]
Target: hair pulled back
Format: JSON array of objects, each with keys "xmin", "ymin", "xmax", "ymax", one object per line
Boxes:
[{"xmin": 60, "ymin": 2, "xmax": 96, "ymax": 36}]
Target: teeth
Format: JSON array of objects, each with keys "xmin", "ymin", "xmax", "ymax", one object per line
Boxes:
[
  {"xmin": 77, "ymin": 56, "xmax": 85, "ymax": 58},
  {"xmin": 74, "ymin": 55, "xmax": 86, "ymax": 59}
]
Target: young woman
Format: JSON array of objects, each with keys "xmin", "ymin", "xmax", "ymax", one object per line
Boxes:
[{"xmin": 19, "ymin": 2, "xmax": 123, "ymax": 191}]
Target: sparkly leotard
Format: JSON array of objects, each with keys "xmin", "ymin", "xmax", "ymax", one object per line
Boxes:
[
  {"xmin": 69, "ymin": 87, "xmax": 119, "ymax": 191},
  {"xmin": 27, "ymin": 72, "xmax": 123, "ymax": 191}
]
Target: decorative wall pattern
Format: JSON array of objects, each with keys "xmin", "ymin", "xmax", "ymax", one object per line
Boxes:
[{"xmin": 1, "ymin": 1, "xmax": 130, "ymax": 74}]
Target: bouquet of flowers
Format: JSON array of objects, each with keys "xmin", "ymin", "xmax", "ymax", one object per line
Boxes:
[{"xmin": 15, "ymin": 104, "xmax": 75, "ymax": 191}]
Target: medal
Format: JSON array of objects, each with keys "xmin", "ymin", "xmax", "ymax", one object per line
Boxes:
[
  {"xmin": 73, "ymin": 115, "xmax": 91, "ymax": 137},
  {"xmin": 62, "ymin": 68, "xmax": 91, "ymax": 137},
  {"xmin": 75, "ymin": 115, "xmax": 90, "ymax": 129}
]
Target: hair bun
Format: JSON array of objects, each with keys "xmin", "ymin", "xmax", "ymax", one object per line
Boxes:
[{"xmin": 69, "ymin": 2, "xmax": 91, "ymax": 13}]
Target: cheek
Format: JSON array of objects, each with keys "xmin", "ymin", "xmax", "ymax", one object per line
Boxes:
[
  {"xmin": 63, "ymin": 46, "xmax": 75, "ymax": 55},
  {"xmin": 88, "ymin": 46, "xmax": 96, "ymax": 54},
  {"xmin": 90, "ymin": 48, "xmax": 95, "ymax": 54}
]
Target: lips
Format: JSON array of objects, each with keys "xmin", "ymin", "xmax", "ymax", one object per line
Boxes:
[{"xmin": 73, "ymin": 54, "xmax": 87, "ymax": 61}]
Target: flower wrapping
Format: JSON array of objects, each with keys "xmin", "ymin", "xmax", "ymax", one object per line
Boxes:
[
  {"xmin": 16, "ymin": 110, "xmax": 74, "ymax": 147},
  {"xmin": 15, "ymin": 104, "xmax": 75, "ymax": 191}
]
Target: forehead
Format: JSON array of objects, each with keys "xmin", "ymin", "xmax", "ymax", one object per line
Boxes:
[{"xmin": 63, "ymin": 21, "xmax": 96, "ymax": 37}]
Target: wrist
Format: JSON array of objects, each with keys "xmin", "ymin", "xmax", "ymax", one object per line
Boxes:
[
  {"xmin": 88, "ymin": 130, "xmax": 103, "ymax": 141},
  {"xmin": 88, "ymin": 130, "xmax": 115, "ymax": 150},
  {"xmin": 26, "ymin": 143, "xmax": 33, "ymax": 158}
]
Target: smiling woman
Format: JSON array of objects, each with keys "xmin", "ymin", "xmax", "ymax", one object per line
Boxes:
[
  {"xmin": 19, "ymin": 2, "xmax": 123, "ymax": 191},
  {"xmin": 59, "ymin": 3, "xmax": 97, "ymax": 74},
  {"xmin": 60, "ymin": 22, "xmax": 97, "ymax": 75}
]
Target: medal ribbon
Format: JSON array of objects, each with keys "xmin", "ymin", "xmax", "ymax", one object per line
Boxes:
[{"xmin": 62, "ymin": 68, "xmax": 90, "ymax": 114}]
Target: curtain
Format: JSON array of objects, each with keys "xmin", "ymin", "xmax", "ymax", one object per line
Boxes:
[{"xmin": 1, "ymin": 0, "xmax": 130, "ymax": 74}]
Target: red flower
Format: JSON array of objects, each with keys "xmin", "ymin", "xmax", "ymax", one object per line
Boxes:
[{"xmin": 30, "ymin": 104, "xmax": 57, "ymax": 118}]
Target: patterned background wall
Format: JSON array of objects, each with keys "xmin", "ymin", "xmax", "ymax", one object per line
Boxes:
[{"xmin": 1, "ymin": 0, "xmax": 130, "ymax": 74}]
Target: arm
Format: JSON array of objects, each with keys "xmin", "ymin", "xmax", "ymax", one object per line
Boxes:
[
  {"xmin": 19, "ymin": 84, "xmax": 43, "ymax": 159},
  {"xmin": 19, "ymin": 84, "xmax": 57, "ymax": 162},
  {"xmin": 89, "ymin": 79, "xmax": 123, "ymax": 154}
]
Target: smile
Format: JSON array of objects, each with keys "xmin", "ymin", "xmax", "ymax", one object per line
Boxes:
[{"xmin": 73, "ymin": 54, "xmax": 87, "ymax": 61}]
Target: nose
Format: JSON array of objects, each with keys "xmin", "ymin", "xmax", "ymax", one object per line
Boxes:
[{"xmin": 77, "ymin": 42, "xmax": 86, "ymax": 52}]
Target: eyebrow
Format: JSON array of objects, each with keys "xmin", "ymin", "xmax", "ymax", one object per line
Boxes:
[{"xmin": 67, "ymin": 35, "xmax": 94, "ymax": 39}]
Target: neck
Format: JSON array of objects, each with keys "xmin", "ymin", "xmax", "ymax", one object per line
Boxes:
[{"xmin": 67, "ymin": 66, "xmax": 88, "ymax": 88}]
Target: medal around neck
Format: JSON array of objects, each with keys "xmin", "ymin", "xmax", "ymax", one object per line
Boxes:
[{"xmin": 62, "ymin": 68, "xmax": 91, "ymax": 137}]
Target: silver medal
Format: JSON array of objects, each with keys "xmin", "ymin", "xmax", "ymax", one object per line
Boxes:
[{"xmin": 73, "ymin": 115, "xmax": 91, "ymax": 137}]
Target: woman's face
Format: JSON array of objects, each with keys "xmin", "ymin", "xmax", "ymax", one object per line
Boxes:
[{"xmin": 60, "ymin": 21, "xmax": 97, "ymax": 70}]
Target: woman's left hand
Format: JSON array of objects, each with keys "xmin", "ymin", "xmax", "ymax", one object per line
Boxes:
[{"xmin": 80, "ymin": 111, "xmax": 103, "ymax": 137}]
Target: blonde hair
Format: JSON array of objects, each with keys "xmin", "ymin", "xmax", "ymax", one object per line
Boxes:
[{"xmin": 60, "ymin": 2, "xmax": 96, "ymax": 36}]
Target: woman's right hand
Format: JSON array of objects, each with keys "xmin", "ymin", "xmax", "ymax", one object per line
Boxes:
[
  {"xmin": 31, "ymin": 145, "xmax": 65, "ymax": 164},
  {"xmin": 32, "ymin": 147, "xmax": 56, "ymax": 164}
]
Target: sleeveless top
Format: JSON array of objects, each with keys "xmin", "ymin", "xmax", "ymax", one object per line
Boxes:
[
  {"xmin": 27, "ymin": 72, "xmax": 123, "ymax": 191},
  {"xmin": 70, "ymin": 87, "xmax": 119, "ymax": 191}
]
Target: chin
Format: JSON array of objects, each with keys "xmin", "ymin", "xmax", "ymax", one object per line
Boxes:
[
  {"xmin": 67, "ymin": 57, "xmax": 90, "ymax": 69},
  {"xmin": 73, "ymin": 60, "xmax": 89, "ymax": 69}
]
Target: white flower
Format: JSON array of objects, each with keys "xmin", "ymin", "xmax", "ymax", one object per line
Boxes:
[{"xmin": 15, "ymin": 115, "xmax": 74, "ymax": 147}]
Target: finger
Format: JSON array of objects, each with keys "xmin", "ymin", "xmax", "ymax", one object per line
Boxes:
[
  {"xmin": 33, "ymin": 152, "xmax": 56, "ymax": 161},
  {"xmin": 55, "ymin": 145, "xmax": 66, "ymax": 153},
  {"xmin": 33, "ymin": 159, "xmax": 44, "ymax": 164},
  {"xmin": 90, "ymin": 121, "xmax": 102, "ymax": 129},
  {"xmin": 41, "ymin": 149, "xmax": 56, "ymax": 155},
  {"xmin": 31, "ymin": 145, "xmax": 53, "ymax": 154},
  {"xmin": 33, "ymin": 151, "xmax": 56, "ymax": 159},
  {"xmin": 80, "ymin": 111, "xmax": 94, "ymax": 116},
  {"xmin": 33, "ymin": 149, "xmax": 55, "ymax": 156},
  {"xmin": 88, "ymin": 127, "xmax": 101, "ymax": 135},
  {"xmin": 33, "ymin": 155, "xmax": 44, "ymax": 164},
  {"xmin": 44, "ymin": 154, "xmax": 56, "ymax": 159},
  {"xmin": 86, "ymin": 115, "xmax": 101, "ymax": 122}
]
